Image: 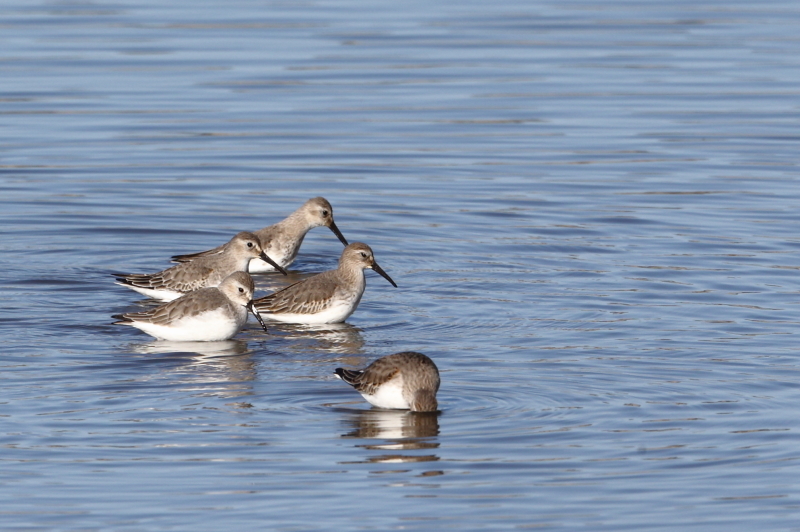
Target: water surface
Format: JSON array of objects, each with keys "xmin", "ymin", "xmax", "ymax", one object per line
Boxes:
[{"xmin": 2, "ymin": 0, "xmax": 800, "ymax": 530}]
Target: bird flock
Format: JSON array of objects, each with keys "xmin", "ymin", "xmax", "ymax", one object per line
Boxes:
[{"xmin": 112, "ymin": 197, "xmax": 440, "ymax": 412}]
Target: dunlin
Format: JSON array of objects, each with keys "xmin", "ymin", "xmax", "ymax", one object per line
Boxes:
[
  {"xmin": 252, "ymin": 242, "xmax": 396, "ymax": 324},
  {"xmin": 334, "ymin": 352, "xmax": 440, "ymax": 412},
  {"xmin": 171, "ymin": 197, "xmax": 349, "ymax": 273},
  {"xmin": 115, "ymin": 231, "xmax": 286, "ymax": 301},
  {"xmin": 112, "ymin": 271, "xmax": 269, "ymax": 342}
]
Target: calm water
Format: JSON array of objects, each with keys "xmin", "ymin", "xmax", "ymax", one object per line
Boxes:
[{"xmin": 2, "ymin": 0, "xmax": 800, "ymax": 529}]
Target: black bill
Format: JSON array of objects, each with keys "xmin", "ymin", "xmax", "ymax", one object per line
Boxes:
[
  {"xmin": 259, "ymin": 251, "xmax": 288, "ymax": 276},
  {"xmin": 371, "ymin": 261, "xmax": 397, "ymax": 288},
  {"xmin": 247, "ymin": 301, "xmax": 270, "ymax": 333},
  {"xmin": 328, "ymin": 220, "xmax": 349, "ymax": 247}
]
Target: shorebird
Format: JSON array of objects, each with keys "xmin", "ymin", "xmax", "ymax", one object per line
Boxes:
[
  {"xmin": 334, "ymin": 352, "xmax": 440, "ymax": 412},
  {"xmin": 252, "ymin": 242, "xmax": 396, "ymax": 324},
  {"xmin": 171, "ymin": 197, "xmax": 349, "ymax": 273},
  {"xmin": 112, "ymin": 271, "xmax": 269, "ymax": 342},
  {"xmin": 115, "ymin": 231, "xmax": 286, "ymax": 301}
]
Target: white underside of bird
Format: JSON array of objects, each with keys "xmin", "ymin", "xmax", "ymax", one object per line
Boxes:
[
  {"xmin": 247, "ymin": 257, "xmax": 283, "ymax": 273},
  {"xmin": 114, "ymin": 283, "xmax": 185, "ymax": 302},
  {"xmin": 124, "ymin": 308, "xmax": 246, "ymax": 342},
  {"xmin": 359, "ymin": 377, "xmax": 409, "ymax": 409},
  {"xmin": 260, "ymin": 299, "xmax": 358, "ymax": 324}
]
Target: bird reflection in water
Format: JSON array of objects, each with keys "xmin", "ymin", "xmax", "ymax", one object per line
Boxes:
[
  {"xmin": 267, "ymin": 322, "xmax": 365, "ymax": 355},
  {"xmin": 129, "ymin": 339, "xmax": 251, "ymax": 357},
  {"xmin": 127, "ymin": 339, "xmax": 257, "ymax": 400},
  {"xmin": 339, "ymin": 409, "xmax": 441, "ymax": 466}
]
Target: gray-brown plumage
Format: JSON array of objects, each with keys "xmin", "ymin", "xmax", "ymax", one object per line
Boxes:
[
  {"xmin": 112, "ymin": 271, "xmax": 269, "ymax": 341},
  {"xmin": 115, "ymin": 231, "xmax": 284, "ymax": 301},
  {"xmin": 252, "ymin": 242, "xmax": 397, "ymax": 324},
  {"xmin": 171, "ymin": 197, "xmax": 349, "ymax": 273},
  {"xmin": 334, "ymin": 352, "xmax": 440, "ymax": 412}
]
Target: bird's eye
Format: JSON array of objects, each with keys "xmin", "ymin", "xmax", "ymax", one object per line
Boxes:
[
  {"xmin": 322, "ymin": 210, "xmax": 329, "ymax": 217},
  {"xmin": 247, "ymin": 242, "xmax": 254, "ymax": 248},
  {"xmin": 239, "ymin": 287, "xmax": 244, "ymax": 293},
  {"xmin": 360, "ymin": 252, "xmax": 367, "ymax": 258}
]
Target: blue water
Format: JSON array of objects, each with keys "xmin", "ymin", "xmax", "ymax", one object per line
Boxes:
[{"xmin": 3, "ymin": 0, "xmax": 800, "ymax": 529}]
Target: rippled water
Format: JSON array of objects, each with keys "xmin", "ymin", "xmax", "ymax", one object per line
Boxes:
[{"xmin": 3, "ymin": 0, "xmax": 800, "ymax": 529}]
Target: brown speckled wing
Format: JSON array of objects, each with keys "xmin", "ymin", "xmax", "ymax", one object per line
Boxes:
[
  {"xmin": 116, "ymin": 288, "xmax": 229, "ymax": 324},
  {"xmin": 162, "ymin": 263, "xmax": 216, "ymax": 292},
  {"xmin": 334, "ymin": 368, "xmax": 364, "ymax": 386},
  {"xmin": 171, "ymin": 244, "xmax": 225, "ymax": 263},
  {"xmin": 347, "ymin": 357, "xmax": 402, "ymax": 395},
  {"xmin": 117, "ymin": 263, "xmax": 214, "ymax": 293},
  {"xmin": 253, "ymin": 271, "xmax": 339, "ymax": 315}
]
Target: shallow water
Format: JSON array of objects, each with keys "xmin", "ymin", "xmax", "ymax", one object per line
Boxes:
[{"xmin": 3, "ymin": 0, "xmax": 800, "ymax": 529}]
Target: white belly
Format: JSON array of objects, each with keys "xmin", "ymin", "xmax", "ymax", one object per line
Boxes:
[
  {"xmin": 128, "ymin": 308, "xmax": 245, "ymax": 342},
  {"xmin": 248, "ymin": 257, "xmax": 282, "ymax": 273},
  {"xmin": 262, "ymin": 300, "xmax": 356, "ymax": 324},
  {"xmin": 362, "ymin": 378, "xmax": 410, "ymax": 410},
  {"xmin": 117, "ymin": 282, "xmax": 184, "ymax": 302}
]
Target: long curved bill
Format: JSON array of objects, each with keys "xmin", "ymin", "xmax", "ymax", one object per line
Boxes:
[
  {"xmin": 247, "ymin": 301, "xmax": 270, "ymax": 333},
  {"xmin": 259, "ymin": 251, "xmax": 288, "ymax": 276},
  {"xmin": 371, "ymin": 261, "xmax": 397, "ymax": 288},
  {"xmin": 328, "ymin": 220, "xmax": 349, "ymax": 246}
]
